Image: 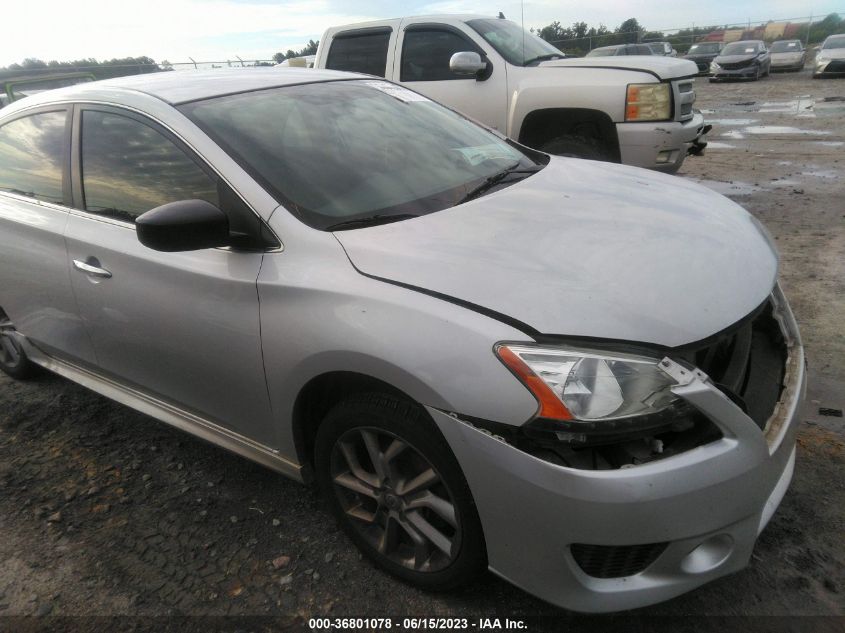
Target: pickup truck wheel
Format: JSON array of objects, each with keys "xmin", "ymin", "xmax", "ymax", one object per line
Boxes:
[
  {"xmin": 539, "ymin": 134, "xmax": 610, "ymax": 161},
  {"xmin": 0, "ymin": 316, "xmax": 40, "ymax": 380},
  {"xmin": 315, "ymin": 393, "xmax": 486, "ymax": 590}
]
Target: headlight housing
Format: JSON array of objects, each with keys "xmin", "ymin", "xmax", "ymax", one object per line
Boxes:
[
  {"xmin": 625, "ymin": 83, "xmax": 671, "ymax": 121},
  {"xmin": 496, "ymin": 343, "xmax": 691, "ymax": 444},
  {"xmin": 710, "ymin": 61, "xmax": 721, "ymax": 71}
]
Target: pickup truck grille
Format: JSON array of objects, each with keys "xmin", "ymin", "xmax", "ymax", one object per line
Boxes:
[{"xmin": 674, "ymin": 80, "xmax": 695, "ymax": 122}]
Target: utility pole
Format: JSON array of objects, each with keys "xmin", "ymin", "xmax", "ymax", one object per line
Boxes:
[{"xmin": 806, "ymin": 13, "xmax": 813, "ymax": 45}]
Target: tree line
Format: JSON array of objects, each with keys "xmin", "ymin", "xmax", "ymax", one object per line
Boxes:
[{"xmin": 533, "ymin": 13, "xmax": 843, "ymax": 56}]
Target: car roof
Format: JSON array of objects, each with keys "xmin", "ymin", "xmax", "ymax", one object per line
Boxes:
[{"xmin": 0, "ymin": 68, "xmax": 358, "ymax": 111}]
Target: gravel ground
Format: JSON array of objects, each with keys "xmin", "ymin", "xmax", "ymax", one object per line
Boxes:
[{"xmin": 1, "ymin": 69, "xmax": 843, "ymax": 630}]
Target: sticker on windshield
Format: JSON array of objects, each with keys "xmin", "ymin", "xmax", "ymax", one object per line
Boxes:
[
  {"xmin": 363, "ymin": 81, "xmax": 430, "ymax": 103},
  {"xmin": 787, "ymin": 42, "xmax": 798, "ymax": 47},
  {"xmin": 455, "ymin": 144, "xmax": 519, "ymax": 165},
  {"xmin": 745, "ymin": 48, "xmax": 756, "ymax": 53}
]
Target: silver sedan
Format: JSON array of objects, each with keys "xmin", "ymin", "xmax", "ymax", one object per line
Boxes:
[{"xmin": 0, "ymin": 69, "xmax": 805, "ymax": 612}]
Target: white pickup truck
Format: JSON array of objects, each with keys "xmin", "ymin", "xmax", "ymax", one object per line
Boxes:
[{"xmin": 315, "ymin": 15, "xmax": 710, "ymax": 172}]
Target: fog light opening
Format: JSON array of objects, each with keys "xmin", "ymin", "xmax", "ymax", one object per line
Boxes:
[
  {"xmin": 680, "ymin": 534, "xmax": 734, "ymax": 574},
  {"xmin": 656, "ymin": 150, "xmax": 674, "ymax": 164}
]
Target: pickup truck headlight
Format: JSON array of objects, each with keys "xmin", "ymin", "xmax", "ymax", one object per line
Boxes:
[
  {"xmin": 625, "ymin": 83, "xmax": 671, "ymax": 121},
  {"xmin": 710, "ymin": 61, "xmax": 721, "ymax": 71},
  {"xmin": 496, "ymin": 344, "xmax": 680, "ymax": 421}
]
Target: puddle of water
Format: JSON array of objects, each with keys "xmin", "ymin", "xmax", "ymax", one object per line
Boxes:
[
  {"xmin": 777, "ymin": 161, "xmax": 793, "ymax": 166},
  {"xmin": 801, "ymin": 169, "xmax": 839, "ymax": 179},
  {"xmin": 709, "ymin": 118, "xmax": 759, "ymax": 126},
  {"xmin": 693, "ymin": 179, "xmax": 762, "ymax": 196},
  {"xmin": 744, "ymin": 126, "xmax": 831, "ymax": 135},
  {"xmin": 706, "ymin": 142, "xmax": 736, "ymax": 149},
  {"xmin": 771, "ymin": 179, "xmax": 801, "ymax": 187},
  {"xmin": 814, "ymin": 141, "xmax": 844, "ymax": 147},
  {"xmin": 721, "ymin": 129, "xmax": 746, "ymax": 139}
]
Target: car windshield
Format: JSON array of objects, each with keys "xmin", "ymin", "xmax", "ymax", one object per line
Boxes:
[
  {"xmin": 688, "ymin": 43, "xmax": 721, "ymax": 54},
  {"xmin": 180, "ymin": 80, "xmax": 541, "ymax": 230},
  {"xmin": 823, "ymin": 36, "xmax": 845, "ymax": 49},
  {"xmin": 722, "ymin": 42, "xmax": 760, "ymax": 55},
  {"xmin": 770, "ymin": 41, "xmax": 802, "ymax": 52},
  {"xmin": 466, "ymin": 18, "xmax": 563, "ymax": 65}
]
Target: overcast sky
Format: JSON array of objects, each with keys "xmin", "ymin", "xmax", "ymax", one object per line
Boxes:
[{"xmin": 2, "ymin": 0, "xmax": 840, "ymax": 66}]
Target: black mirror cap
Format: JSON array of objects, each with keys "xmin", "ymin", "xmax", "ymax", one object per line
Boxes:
[{"xmin": 136, "ymin": 199, "xmax": 230, "ymax": 252}]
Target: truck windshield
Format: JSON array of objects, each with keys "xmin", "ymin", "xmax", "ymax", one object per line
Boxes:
[
  {"xmin": 466, "ymin": 18, "xmax": 564, "ymax": 65},
  {"xmin": 180, "ymin": 80, "xmax": 543, "ymax": 230}
]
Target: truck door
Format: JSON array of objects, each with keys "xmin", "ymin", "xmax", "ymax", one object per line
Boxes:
[{"xmin": 394, "ymin": 23, "xmax": 508, "ymax": 132}]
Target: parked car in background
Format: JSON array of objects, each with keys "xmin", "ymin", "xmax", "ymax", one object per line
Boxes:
[
  {"xmin": 0, "ymin": 68, "xmax": 805, "ymax": 614},
  {"xmin": 684, "ymin": 41, "xmax": 723, "ymax": 75},
  {"xmin": 316, "ymin": 15, "xmax": 707, "ymax": 173},
  {"xmin": 814, "ymin": 34, "xmax": 845, "ymax": 77},
  {"xmin": 647, "ymin": 41, "xmax": 677, "ymax": 56},
  {"xmin": 275, "ymin": 54, "xmax": 316, "ymax": 68},
  {"xmin": 710, "ymin": 40, "xmax": 771, "ymax": 81},
  {"xmin": 769, "ymin": 40, "xmax": 806, "ymax": 72},
  {"xmin": 586, "ymin": 43, "xmax": 657, "ymax": 57}
]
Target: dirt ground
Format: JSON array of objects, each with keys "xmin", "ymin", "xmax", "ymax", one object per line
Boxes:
[{"xmin": 1, "ymin": 69, "xmax": 843, "ymax": 630}]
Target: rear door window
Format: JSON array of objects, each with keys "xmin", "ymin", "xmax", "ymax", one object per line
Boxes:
[
  {"xmin": 0, "ymin": 111, "xmax": 66, "ymax": 204},
  {"xmin": 326, "ymin": 30, "xmax": 391, "ymax": 77}
]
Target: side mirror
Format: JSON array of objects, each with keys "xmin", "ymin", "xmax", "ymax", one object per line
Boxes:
[
  {"xmin": 449, "ymin": 51, "xmax": 488, "ymax": 78},
  {"xmin": 136, "ymin": 199, "xmax": 230, "ymax": 252}
]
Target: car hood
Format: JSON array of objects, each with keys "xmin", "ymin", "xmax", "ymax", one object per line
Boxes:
[
  {"xmin": 334, "ymin": 159, "xmax": 779, "ymax": 348},
  {"xmin": 715, "ymin": 54, "xmax": 760, "ymax": 64},
  {"xmin": 538, "ymin": 56, "xmax": 697, "ymax": 80}
]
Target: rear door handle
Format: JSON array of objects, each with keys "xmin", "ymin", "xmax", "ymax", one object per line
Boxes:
[{"xmin": 73, "ymin": 259, "xmax": 112, "ymax": 279}]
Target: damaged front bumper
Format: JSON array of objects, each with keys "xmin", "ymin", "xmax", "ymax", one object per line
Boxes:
[
  {"xmin": 616, "ymin": 112, "xmax": 708, "ymax": 174},
  {"xmin": 428, "ymin": 284, "xmax": 805, "ymax": 613}
]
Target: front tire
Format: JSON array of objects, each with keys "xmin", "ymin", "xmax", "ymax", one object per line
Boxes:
[
  {"xmin": 0, "ymin": 316, "xmax": 40, "ymax": 380},
  {"xmin": 315, "ymin": 393, "xmax": 486, "ymax": 590}
]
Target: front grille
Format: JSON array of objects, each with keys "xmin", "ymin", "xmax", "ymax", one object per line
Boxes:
[
  {"xmin": 825, "ymin": 60, "xmax": 845, "ymax": 73},
  {"xmin": 720, "ymin": 61, "xmax": 754, "ymax": 70},
  {"xmin": 681, "ymin": 103, "xmax": 693, "ymax": 116},
  {"xmin": 683, "ymin": 301, "xmax": 787, "ymax": 430},
  {"xmin": 571, "ymin": 542, "xmax": 668, "ymax": 578},
  {"xmin": 696, "ymin": 61, "xmax": 710, "ymax": 72}
]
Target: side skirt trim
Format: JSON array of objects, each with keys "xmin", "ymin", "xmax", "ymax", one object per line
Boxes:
[{"xmin": 19, "ymin": 337, "xmax": 304, "ymax": 481}]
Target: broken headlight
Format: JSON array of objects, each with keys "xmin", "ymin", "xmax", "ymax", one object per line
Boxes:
[{"xmin": 496, "ymin": 343, "xmax": 691, "ymax": 444}]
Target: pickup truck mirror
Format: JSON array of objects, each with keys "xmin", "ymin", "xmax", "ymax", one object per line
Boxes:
[
  {"xmin": 136, "ymin": 199, "xmax": 230, "ymax": 252},
  {"xmin": 450, "ymin": 52, "xmax": 488, "ymax": 79}
]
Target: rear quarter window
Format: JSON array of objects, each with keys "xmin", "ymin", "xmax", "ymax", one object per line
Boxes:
[{"xmin": 326, "ymin": 30, "xmax": 391, "ymax": 77}]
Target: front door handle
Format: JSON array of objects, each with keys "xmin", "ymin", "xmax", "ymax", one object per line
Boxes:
[{"xmin": 73, "ymin": 259, "xmax": 112, "ymax": 279}]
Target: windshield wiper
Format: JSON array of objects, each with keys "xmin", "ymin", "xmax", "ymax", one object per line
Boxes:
[
  {"xmin": 523, "ymin": 53, "xmax": 564, "ymax": 65},
  {"xmin": 457, "ymin": 164, "xmax": 542, "ymax": 205},
  {"xmin": 325, "ymin": 213, "xmax": 419, "ymax": 231}
]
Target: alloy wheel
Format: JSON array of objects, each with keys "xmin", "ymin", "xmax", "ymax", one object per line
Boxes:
[{"xmin": 329, "ymin": 427, "xmax": 460, "ymax": 572}]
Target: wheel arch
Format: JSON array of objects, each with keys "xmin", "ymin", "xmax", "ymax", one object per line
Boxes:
[
  {"xmin": 517, "ymin": 108, "xmax": 621, "ymax": 162},
  {"xmin": 292, "ymin": 370, "xmax": 424, "ymax": 477}
]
